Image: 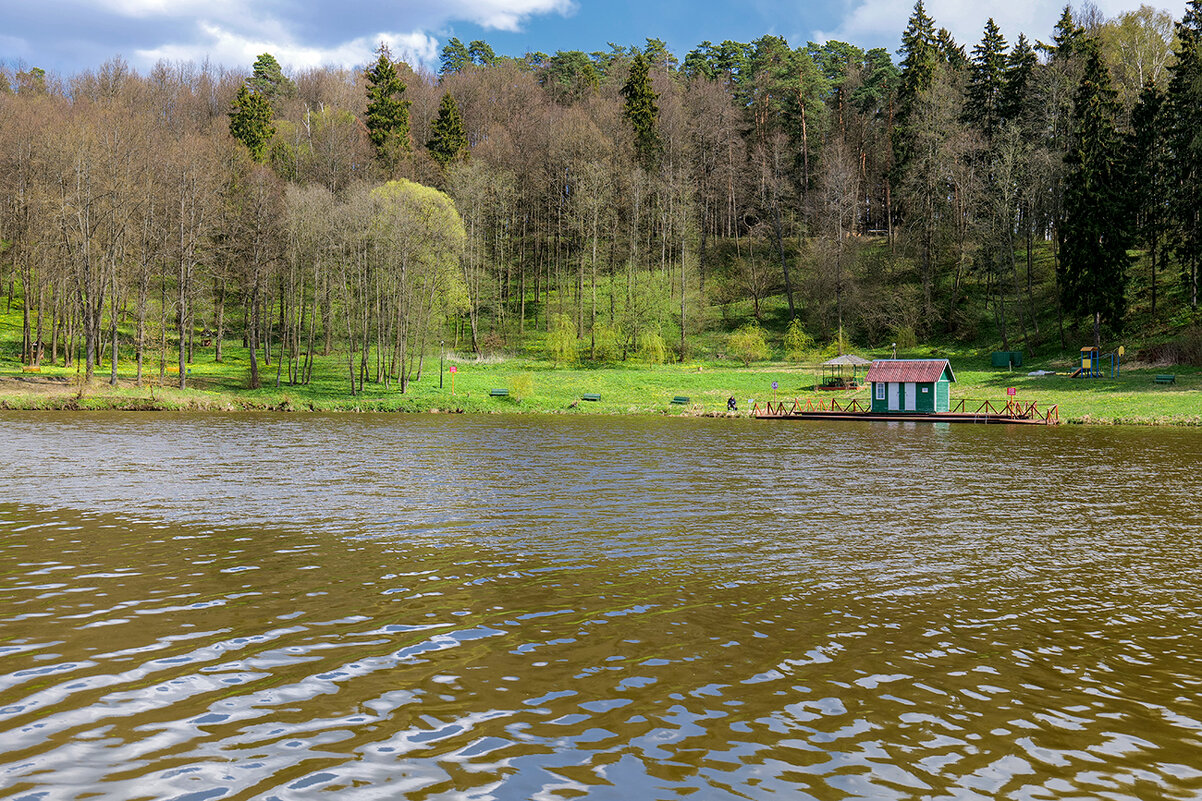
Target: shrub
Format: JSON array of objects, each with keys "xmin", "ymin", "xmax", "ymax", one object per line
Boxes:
[
  {"xmin": 547, "ymin": 313, "xmax": 578, "ymax": 365},
  {"xmin": 508, "ymin": 372, "xmax": 534, "ymax": 401},
  {"xmin": 636, "ymin": 330, "xmax": 668, "ymax": 365},
  {"xmin": 783, "ymin": 318, "xmax": 815, "ymax": 362},
  {"xmin": 892, "ymin": 325, "xmax": 917, "ymax": 351},
  {"xmin": 592, "ymin": 323, "xmax": 622, "ymax": 362},
  {"xmin": 728, "ymin": 324, "xmax": 770, "ymax": 366}
]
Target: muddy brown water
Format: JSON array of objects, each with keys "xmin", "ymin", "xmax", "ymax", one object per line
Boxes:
[{"xmin": 2, "ymin": 412, "xmax": 1201, "ymax": 800}]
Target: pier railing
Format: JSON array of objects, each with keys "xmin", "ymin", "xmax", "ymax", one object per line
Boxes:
[
  {"xmin": 754, "ymin": 397, "xmax": 1060, "ymax": 424},
  {"xmin": 754, "ymin": 398, "xmax": 870, "ymax": 416},
  {"xmin": 949, "ymin": 399, "xmax": 1060, "ymax": 424}
]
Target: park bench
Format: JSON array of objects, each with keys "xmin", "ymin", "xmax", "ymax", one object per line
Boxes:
[
  {"xmin": 489, "ymin": 388, "xmax": 509, "ymax": 397},
  {"xmin": 670, "ymin": 396, "xmax": 691, "ymax": 405},
  {"xmin": 1155, "ymin": 374, "xmax": 1176, "ymax": 384},
  {"xmin": 581, "ymin": 393, "xmax": 601, "ymax": 402}
]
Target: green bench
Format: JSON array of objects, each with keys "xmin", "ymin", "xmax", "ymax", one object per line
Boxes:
[
  {"xmin": 581, "ymin": 393, "xmax": 601, "ymax": 402},
  {"xmin": 489, "ymin": 388, "xmax": 509, "ymax": 397},
  {"xmin": 670, "ymin": 396, "xmax": 691, "ymax": 405},
  {"xmin": 1155, "ymin": 374, "xmax": 1176, "ymax": 385}
]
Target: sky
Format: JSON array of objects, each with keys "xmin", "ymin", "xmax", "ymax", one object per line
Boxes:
[{"xmin": 0, "ymin": 0, "xmax": 1189, "ymax": 77}]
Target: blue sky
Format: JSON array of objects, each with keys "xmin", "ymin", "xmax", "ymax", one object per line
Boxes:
[{"xmin": 0, "ymin": 0, "xmax": 1188, "ymax": 77}]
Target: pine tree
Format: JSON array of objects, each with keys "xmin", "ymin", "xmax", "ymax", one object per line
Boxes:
[
  {"xmin": 1051, "ymin": 5, "xmax": 1084, "ymax": 60},
  {"xmin": 248, "ymin": 52, "xmax": 295, "ymax": 109},
  {"xmin": 1058, "ymin": 40, "xmax": 1132, "ymax": 346},
  {"xmin": 936, "ymin": 28, "xmax": 968, "ymax": 71},
  {"xmin": 1000, "ymin": 34, "xmax": 1037, "ymax": 123},
  {"xmin": 440, "ymin": 39, "xmax": 471, "ymax": 76},
  {"xmin": 621, "ymin": 52, "xmax": 660, "ymax": 171},
  {"xmin": 1128, "ymin": 82, "xmax": 1168, "ymax": 317},
  {"xmin": 467, "ymin": 41, "xmax": 495, "ymax": 66},
  {"xmin": 1164, "ymin": 0, "xmax": 1202, "ymax": 309},
  {"xmin": 427, "ymin": 92, "xmax": 468, "ymax": 168},
  {"xmin": 228, "ymin": 83, "xmax": 275, "ymax": 163},
  {"xmin": 964, "ymin": 19, "xmax": 1008, "ymax": 140},
  {"xmin": 364, "ymin": 44, "xmax": 412, "ymax": 171},
  {"xmin": 894, "ymin": 1, "xmax": 938, "ymax": 174},
  {"xmin": 897, "ymin": 1, "xmax": 938, "ymax": 109}
]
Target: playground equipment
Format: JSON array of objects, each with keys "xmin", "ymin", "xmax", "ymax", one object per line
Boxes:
[{"xmin": 1071, "ymin": 345, "xmax": 1122, "ymax": 378}]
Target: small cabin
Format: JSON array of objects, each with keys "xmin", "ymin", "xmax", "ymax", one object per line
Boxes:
[{"xmin": 866, "ymin": 359, "xmax": 956, "ymax": 414}]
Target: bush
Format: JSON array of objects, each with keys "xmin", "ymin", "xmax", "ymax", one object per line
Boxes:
[
  {"xmin": 636, "ymin": 330, "xmax": 668, "ymax": 365},
  {"xmin": 892, "ymin": 325, "xmax": 917, "ymax": 351},
  {"xmin": 592, "ymin": 323, "xmax": 622, "ymax": 362},
  {"xmin": 508, "ymin": 372, "xmax": 534, "ymax": 401},
  {"xmin": 728, "ymin": 324, "xmax": 770, "ymax": 366},
  {"xmin": 783, "ymin": 318, "xmax": 815, "ymax": 362},
  {"xmin": 547, "ymin": 313, "xmax": 578, "ymax": 365}
]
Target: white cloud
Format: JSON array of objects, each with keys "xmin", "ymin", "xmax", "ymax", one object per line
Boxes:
[
  {"xmin": 105, "ymin": 0, "xmax": 576, "ymax": 72},
  {"xmin": 813, "ymin": 0, "xmax": 1186, "ymax": 51},
  {"xmin": 438, "ymin": 0, "xmax": 576, "ymax": 31},
  {"xmin": 135, "ymin": 23, "xmax": 439, "ymax": 71}
]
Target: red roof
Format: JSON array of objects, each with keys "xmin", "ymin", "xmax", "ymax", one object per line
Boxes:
[{"xmin": 865, "ymin": 359, "xmax": 955, "ymax": 383}]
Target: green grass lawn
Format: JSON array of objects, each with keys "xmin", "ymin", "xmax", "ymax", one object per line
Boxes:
[{"xmin": 0, "ymin": 333, "xmax": 1197, "ymax": 425}]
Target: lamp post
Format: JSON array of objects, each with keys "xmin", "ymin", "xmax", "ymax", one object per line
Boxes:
[
  {"xmin": 440, "ymin": 340, "xmax": 445, "ymax": 389},
  {"xmin": 891, "ymin": 342, "xmax": 897, "ymax": 359}
]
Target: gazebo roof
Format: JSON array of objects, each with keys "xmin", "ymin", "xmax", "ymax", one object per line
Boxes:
[{"xmin": 821, "ymin": 354, "xmax": 872, "ymax": 367}]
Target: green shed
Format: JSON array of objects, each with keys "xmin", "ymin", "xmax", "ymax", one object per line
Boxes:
[{"xmin": 866, "ymin": 359, "xmax": 956, "ymax": 414}]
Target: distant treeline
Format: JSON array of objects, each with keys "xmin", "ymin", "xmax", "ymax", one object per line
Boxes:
[{"xmin": 2, "ymin": 2, "xmax": 1201, "ymax": 391}]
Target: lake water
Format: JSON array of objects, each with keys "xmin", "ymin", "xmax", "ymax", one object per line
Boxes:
[{"xmin": 2, "ymin": 412, "xmax": 1202, "ymax": 800}]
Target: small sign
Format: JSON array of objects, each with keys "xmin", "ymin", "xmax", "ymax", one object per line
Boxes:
[
  {"xmin": 771, "ymin": 381, "xmax": 779, "ymax": 390},
  {"xmin": 449, "ymin": 366, "xmax": 458, "ymax": 373},
  {"xmin": 1007, "ymin": 387, "xmax": 1017, "ymax": 396},
  {"xmin": 1118, "ymin": 345, "xmax": 1125, "ymax": 356}
]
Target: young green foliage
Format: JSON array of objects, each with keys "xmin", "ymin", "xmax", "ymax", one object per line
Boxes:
[
  {"xmin": 547, "ymin": 314, "xmax": 579, "ymax": 365},
  {"xmin": 728, "ymin": 324, "xmax": 770, "ymax": 367}
]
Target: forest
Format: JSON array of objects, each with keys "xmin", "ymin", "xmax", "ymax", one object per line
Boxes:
[{"xmin": 2, "ymin": 1, "xmax": 1202, "ymax": 394}]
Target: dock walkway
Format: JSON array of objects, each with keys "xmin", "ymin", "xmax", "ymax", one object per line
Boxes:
[{"xmin": 754, "ymin": 398, "xmax": 1060, "ymax": 425}]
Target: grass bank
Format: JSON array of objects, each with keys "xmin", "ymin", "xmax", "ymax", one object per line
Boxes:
[{"xmin": 1, "ymin": 345, "xmax": 1198, "ymax": 425}]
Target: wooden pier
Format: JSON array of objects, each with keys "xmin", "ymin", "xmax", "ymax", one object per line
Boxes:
[{"xmin": 753, "ymin": 397, "xmax": 1060, "ymax": 425}]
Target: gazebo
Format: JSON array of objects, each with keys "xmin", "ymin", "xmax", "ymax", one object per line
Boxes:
[{"xmin": 817, "ymin": 354, "xmax": 872, "ymax": 391}]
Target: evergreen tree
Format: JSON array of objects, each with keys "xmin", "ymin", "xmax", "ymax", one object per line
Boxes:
[
  {"xmin": 364, "ymin": 45, "xmax": 412, "ymax": 170},
  {"xmin": 427, "ymin": 92, "xmax": 469, "ymax": 168},
  {"xmin": 1000, "ymin": 34, "xmax": 1037, "ymax": 123},
  {"xmin": 621, "ymin": 52, "xmax": 660, "ymax": 170},
  {"xmin": 248, "ymin": 53, "xmax": 296, "ymax": 108},
  {"xmin": 440, "ymin": 38, "xmax": 471, "ymax": 76},
  {"xmin": 1128, "ymin": 82, "xmax": 1168, "ymax": 317},
  {"xmin": 1058, "ymin": 40, "xmax": 1132, "ymax": 346},
  {"xmin": 467, "ymin": 40, "xmax": 496, "ymax": 66},
  {"xmin": 1164, "ymin": 0, "xmax": 1202, "ymax": 309},
  {"xmin": 682, "ymin": 41, "xmax": 717, "ymax": 80},
  {"xmin": 936, "ymin": 28, "xmax": 968, "ymax": 71},
  {"xmin": 228, "ymin": 83, "xmax": 275, "ymax": 163},
  {"xmin": 1051, "ymin": 5, "xmax": 1085, "ymax": 60},
  {"xmin": 897, "ymin": 1, "xmax": 938, "ymax": 109},
  {"xmin": 894, "ymin": 1, "xmax": 939, "ymax": 179},
  {"xmin": 964, "ymin": 19, "xmax": 1008, "ymax": 140}
]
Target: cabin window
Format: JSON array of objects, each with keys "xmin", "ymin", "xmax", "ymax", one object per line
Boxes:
[
  {"xmin": 922, "ymin": 387, "xmax": 929, "ymax": 393},
  {"xmin": 875, "ymin": 383, "xmax": 885, "ymax": 401}
]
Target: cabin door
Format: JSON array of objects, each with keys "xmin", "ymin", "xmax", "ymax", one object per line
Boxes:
[
  {"xmin": 887, "ymin": 382, "xmax": 899, "ymax": 411},
  {"xmin": 904, "ymin": 382, "xmax": 917, "ymax": 411}
]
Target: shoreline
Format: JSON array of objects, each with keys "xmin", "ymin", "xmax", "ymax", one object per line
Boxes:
[{"xmin": 1, "ymin": 383, "xmax": 1199, "ymax": 427}]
